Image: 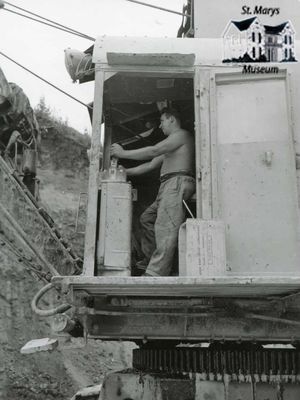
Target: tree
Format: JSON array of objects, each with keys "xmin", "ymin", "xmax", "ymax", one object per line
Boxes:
[{"xmin": 34, "ymin": 96, "xmax": 51, "ymax": 119}]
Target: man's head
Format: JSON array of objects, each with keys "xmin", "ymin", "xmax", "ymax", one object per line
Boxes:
[{"xmin": 159, "ymin": 108, "xmax": 181, "ymax": 136}]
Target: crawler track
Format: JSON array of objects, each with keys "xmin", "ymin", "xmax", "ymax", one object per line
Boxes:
[{"xmin": 133, "ymin": 348, "xmax": 300, "ymax": 382}]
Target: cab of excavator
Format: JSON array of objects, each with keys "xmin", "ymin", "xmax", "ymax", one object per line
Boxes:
[
  {"xmin": 79, "ymin": 39, "xmax": 300, "ymax": 282},
  {"xmin": 52, "ymin": 36, "xmax": 300, "ymax": 350},
  {"xmin": 101, "ymin": 71, "xmax": 196, "ymax": 275},
  {"xmin": 64, "ymin": 41, "xmax": 205, "ymax": 279}
]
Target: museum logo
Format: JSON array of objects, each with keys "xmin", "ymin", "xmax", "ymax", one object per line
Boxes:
[
  {"xmin": 222, "ymin": 16, "xmax": 297, "ymax": 63},
  {"xmin": 242, "ymin": 65, "xmax": 279, "ymax": 73}
]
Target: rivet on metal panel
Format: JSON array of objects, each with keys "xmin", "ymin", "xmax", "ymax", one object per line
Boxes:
[
  {"xmin": 264, "ymin": 151, "xmax": 273, "ymax": 166},
  {"xmin": 197, "ymin": 169, "xmax": 202, "ymax": 181}
]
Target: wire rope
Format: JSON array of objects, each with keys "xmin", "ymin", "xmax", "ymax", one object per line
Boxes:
[
  {"xmin": 3, "ymin": 8, "xmax": 95, "ymax": 40},
  {"xmin": 4, "ymin": 1, "xmax": 95, "ymax": 40},
  {"xmin": 0, "ymin": 51, "xmax": 93, "ymax": 110}
]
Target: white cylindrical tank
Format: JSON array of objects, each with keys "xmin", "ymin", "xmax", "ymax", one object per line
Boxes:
[{"xmin": 96, "ymin": 160, "xmax": 132, "ymax": 276}]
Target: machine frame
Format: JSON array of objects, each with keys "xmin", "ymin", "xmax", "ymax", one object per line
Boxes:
[{"xmin": 52, "ymin": 37, "xmax": 300, "ymax": 345}]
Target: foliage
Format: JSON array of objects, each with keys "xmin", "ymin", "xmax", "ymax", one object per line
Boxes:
[
  {"xmin": 34, "ymin": 96, "xmax": 91, "ymax": 148},
  {"xmin": 34, "ymin": 96, "xmax": 51, "ymax": 120}
]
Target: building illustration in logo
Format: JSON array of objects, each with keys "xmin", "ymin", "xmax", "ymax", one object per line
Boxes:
[{"xmin": 222, "ymin": 17, "xmax": 296, "ymax": 63}]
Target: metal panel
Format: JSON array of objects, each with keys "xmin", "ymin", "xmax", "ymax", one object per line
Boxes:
[
  {"xmin": 197, "ymin": 69, "xmax": 213, "ymax": 219},
  {"xmin": 99, "ymin": 373, "xmax": 195, "ymax": 400},
  {"xmin": 255, "ymin": 383, "xmax": 279, "ymax": 400},
  {"xmin": 179, "ymin": 219, "xmax": 226, "ymax": 277},
  {"xmin": 194, "ymin": 66, "xmax": 203, "ymax": 218},
  {"xmin": 82, "ymin": 69, "xmax": 105, "ymax": 276},
  {"xmin": 84, "ymin": 312, "xmax": 300, "ymax": 342},
  {"xmin": 227, "ymin": 382, "xmax": 253, "ymax": 400},
  {"xmin": 106, "ymin": 52, "xmax": 195, "ymax": 67},
  {"xmin": 283, "ymin": 384, "xmax": 300, "ymax": 400},
  {"xmin": 52, "ymin": 276, "xmax": 300, "ymax": 297},
  {"xmin": 97, "ymin": 181, "xmax": 132, "ymax": 275},
  {"xmin": 217, "ymin": 142, "xmax": 299, "ymax": 275},
  {"xmin": 99, "ymin": 373, "xmax": 163, "ymax": 400},
  {"xmin": 195, "ymin": 380, "xmax": 225, "ymax": 400},
  {"xmin": 214, "ymin": 74, "xmax": 300, "ymax": 275},
  {"xmin": 92, "ymin": 36, "xmax": 223, "ymax": 66}
]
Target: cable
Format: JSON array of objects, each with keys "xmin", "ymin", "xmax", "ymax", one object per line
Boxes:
[
  {"xmin": 0, "ymin": 51, "xmax": 93, "ymax": 110},
  {"xmin": 3, "ymin": 8, "xmax": 94, "ymax": 41},
  {"xmin": 4, "ymin": 1, "xmax": 95, "ymax": 41}
]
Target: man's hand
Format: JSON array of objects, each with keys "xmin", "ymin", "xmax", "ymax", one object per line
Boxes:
[{"xmin": 111, "ymin": 143, "xmax": 125, "ymax": 158}]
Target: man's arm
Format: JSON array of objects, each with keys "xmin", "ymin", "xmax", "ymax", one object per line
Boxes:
[
  {"xmin": 126, "ymin": 155, "xmax": 163, "ymax": 176},
  {"xmin": 111, "ymin": 132, "xmax": 186, "ymax": 161}
]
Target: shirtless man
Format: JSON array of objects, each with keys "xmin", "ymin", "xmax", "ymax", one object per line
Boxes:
[{"xmin": 111, "ymin": 108, "xmax": 195, "ymax": 277}]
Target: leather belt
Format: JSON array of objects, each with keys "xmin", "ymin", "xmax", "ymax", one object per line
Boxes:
[{"xmin": 160, "ymin": 171, "xmax": 195, "ymax": 183}]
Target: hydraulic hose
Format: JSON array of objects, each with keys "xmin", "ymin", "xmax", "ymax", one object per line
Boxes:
[{"xmin": 31, "ymin": 282, "xmax": 71, "ymax": 317}]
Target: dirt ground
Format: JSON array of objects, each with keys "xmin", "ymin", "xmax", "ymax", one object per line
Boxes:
[{"xmin": 0, "ymin": 126, "xmax": 135, "ymax": 399}]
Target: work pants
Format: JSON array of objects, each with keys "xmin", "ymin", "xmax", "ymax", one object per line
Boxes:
[{"xmin": 140, "ymin": 175, "xmax": 195, "ymax": 276}]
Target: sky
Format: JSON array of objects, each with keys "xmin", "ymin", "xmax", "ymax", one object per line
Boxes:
[{"xmin": 0, "ymin": 0, "xmax": 184, "ymax": 134}]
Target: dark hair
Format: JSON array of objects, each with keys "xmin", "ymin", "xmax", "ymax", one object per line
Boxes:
[{"xmin": 160, "ymin": 107, "xmax": 181, "ymax": 123}]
